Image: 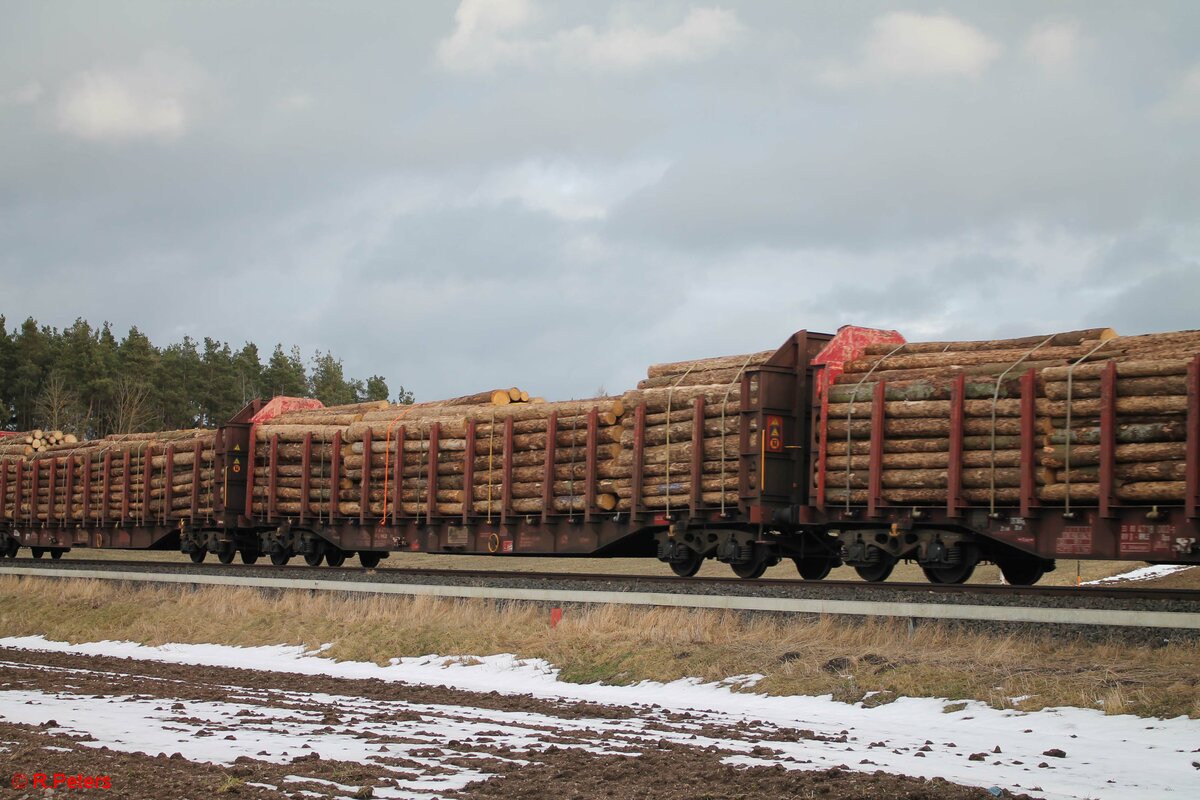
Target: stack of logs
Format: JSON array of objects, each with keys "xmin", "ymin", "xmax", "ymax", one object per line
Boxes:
[
  {"xmin": 251, "ymin": 355, "xmax": 765, "ymax": 518},
  {"xmin": 819, "ymin": 327, "xmax": 1200, "ymax": 506},
  {"xmin": 1, "ymin": 428, "xmax": 216, "ymax": 523},
  {"xmin": 0, "ymin": 430, "xmax": 78, "ymax": 457},
  {"xmin": 249, "ymin": 400, "xmax": 392, "ymax": 517},
  {"xmin": 618, "ymin": 351, "xmax": 764, "ymax": 510},
  {"xmin": 247, "ymin": 390, "xmax": 606, "ymax": 520},
  {"xmin": 339, "ymin": 397, "xmax": 626, "ymax": 517},
  {"xmin": 1037, "ymin": 330, "xmax": 1200, "ymax": 504}
]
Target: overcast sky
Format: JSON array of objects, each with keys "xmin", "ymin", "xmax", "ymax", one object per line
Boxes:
[{"xmin": 1, "ymin": 1, "xmax": 1197, "ymax": 401}]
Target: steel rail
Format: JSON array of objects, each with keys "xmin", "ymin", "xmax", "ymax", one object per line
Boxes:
[
  {"xmin": 2, "ymin": 557, "xmax": 1198, "ymax": 602},
  {"xmin": 2, "ymin": 564, "xmax": 1198, "ymax": 630}
]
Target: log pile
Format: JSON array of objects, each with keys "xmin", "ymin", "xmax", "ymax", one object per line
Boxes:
[
  {"xmin": 0, "ymin": 430, "xmax": 78, "ymax": 458},
  {"xmin": 818, "ymin": 327, "xmax": 1200, "ymax": 506},
  {"xmin": 249, "ymin": 400, "xmax": 391, "ymax": 517},
  {"xmin": 1036, "ymin": 330, "xmax": 1200, "ymax": 504},
  {"xmin": 248, "ymin": 393, "xmax": 619, "ymax": 520},
  {"xmin": 335, "ymin": 397, "xmax": 627, "ymax": 518},
  {"xmin": 618, "ymin": 351, "xmax": 763, "ymax": 511},
  {"xmin": 1, "ymin": 429, "xmax": 217, "ymax": 523}
]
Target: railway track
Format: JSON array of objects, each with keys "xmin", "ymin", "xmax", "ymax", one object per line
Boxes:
[
  {"xmin": 2, "ymin": 557, "xmax": 1199, "ymax": 632},
  {"xmin": 1, "ymin": 556, "xmax": 1198, "ymax": 602}
]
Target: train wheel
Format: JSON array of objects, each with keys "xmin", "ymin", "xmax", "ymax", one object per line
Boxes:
[
  {"xmin": 921, "ymin": 545, "xmax": 979, "ymax": 585},
  {"xmin": 669, "ymin": 550, "xmax": 703, "ymax": 578},
  {"xmin": 731, "ymin": 558, "xmax": 768, "ymax": 580},
  {"xmin": 50, "ymin": 549, "xmax": 64, "ymax": 560},
  {"xmin": 325, "ymin": 549, "xmax": 347, "ymax": 568},
  {"xmin": 270, "ymin": 550, "xmax": 290, "ymax": 566},
  {"xmin": 854, "ymin": 552, "xmax": 895, "ymax": 583},
  {"xmin": 31, "ymin": 547, "xmax": 45, "ymax": 559},
  {"xmin": 189, "ymin": 549, "xmax": 207, "ymax": 564},
  {"xmin": 358, "ymin": 552, "xmax": 382, "ymax": 569},
  {"xmin": 3, "ymin": 539, "xmax": 18, "ymax": 558},
  {"xmin": 239, "ymin": 550, "xmax": 259, "ymax": 565},
  {"xmin": 922, "ymin": 562, "xmax": 976, "ymax": 584},
  {"xmin": 217, "ymin": 545, "xmax": 236, "ymax": 565},
  {"xmin": 793, "ymin": 556, "xmax": 833, "ymax": 581},
  {"xmin": 304, "ymin": 551, "xmax": 325, "ymax": 567},
  {"xmin": 997, "ymin": 558, "xmax": 1048, "ymax": 586}
]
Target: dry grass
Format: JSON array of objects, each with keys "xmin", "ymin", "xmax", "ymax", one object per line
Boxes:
[
  {"xmin": 0, "ymin": 576, "xmax": 1196, "ymax": 719},
  {"xmin": 43, "ymin": 547, "xmax": 1197, "ymax": 588}
]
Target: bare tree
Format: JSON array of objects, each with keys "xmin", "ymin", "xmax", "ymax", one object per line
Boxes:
[
  {"xmin": 109, "ymin": 375, "xmax": 156, "ymax": 434},
  {"xmin": 35, "ymin": 372, "xmax": 83, "ymax": 434}
]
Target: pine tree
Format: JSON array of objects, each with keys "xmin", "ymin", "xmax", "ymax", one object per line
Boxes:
[
  {"xmin": 309, "ymin": 351, "xmax": 358, "ymax": 406},
  {"xmin": 261, "ymin": 345, "xmax": 308, "ymax": 399}
]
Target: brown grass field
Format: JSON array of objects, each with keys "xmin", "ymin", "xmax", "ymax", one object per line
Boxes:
[{"xmin": 0, "ymin": 576, "xmax": 1195, "ymax": 720}]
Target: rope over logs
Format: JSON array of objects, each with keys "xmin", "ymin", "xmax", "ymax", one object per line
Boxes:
[{"xmin": 819, "ymin": 328, "xmax": 1200, "ymax": 506}]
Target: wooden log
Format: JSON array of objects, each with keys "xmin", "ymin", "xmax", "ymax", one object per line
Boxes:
[
  {"xmin": 1055, "ymin": 460, "xmax": 1188, "ymax": 484},
  {"xmin": 861, "ymin": 329, "xmax": 1118, "ymax": 356},
  {"xmin": 1103, "ymin": 331, "xmax": 1200, "ymax": 348},
  {"xmin": 842, "ymin": 345, "xmax": 1105, "ymax": 374},
  {"xmin": 347, "ymin": 436, "xmax": 623, "ymax": 458},
  {"xmin": 624, "ymin": 491, "xmax": 739, "ymax": 510},
  {"xmin": 637, "ymin": 367, "xmax": 747, "ymax": 390},
  {"xmin": 353, "ymin": 397, "xmax": 623, "ymax": 427},
  {"xmin": 1045, "ymin": 421, "xmax": 1187, "ymax": 445},
  {"xmin": 645, "ymin": 350, "xmax": 774, "ymax": 380},
  {"xmin": 826, "ymin": 378, "xmax": 1021, "ymax": 404},
  {"xmin": 1040, "ymin": 359, "xmax": 1192, "ymax": 382},
  {"xmin": 612, "ymin": 475, "xmax": 739, "ymax": 498},
  {"xmin": 254, "ymin": 425, "xmax": 347, "ymax": 442},
  {"xmin": 616, "ymin": 437, "xmax": 740, "ymax": 466},
  {"xmin": 830, "ymin": 467, "xmax": 1023, "ymax": 490},
  {"xmin": 335, "ymin": 493, "xmax": 617, "ymax": 517},
  {"xmin": 1035, "ymin": 395, "xmax": 1189, "ymax": 418},
  {"xmin": 826, "ymin": 399, "xmax": 1022, "ymax": 420},
  {"xmin": 349, "ymin": 413, "xmax": 620, "ymax": 440},
  {"xmin": 1041, "ymin": 375, "xmax": 1188, "ymax": 400},
  {"xmin": 634, "ymin": 404, "xmax": 741, "ymax": 427},
  {"xmin": 104, "ymin": 429, "xmax": 212, "ymax": 442},
  {"xmin": 622, "ymin": 385, "xmax": 757, "ymax": 414},
  {"xmin": 256, "ymin": 443, "xmax": 336, "ymax": 460},
  {"xmin": 304, "ymin": 400, "xmax": 391, "ymax": 414},
  {"xmin": 1038, "ymin": 481, "xmax": 1187, "ymax": 503},
  {"xmin": 826, "ymin": 487, "xmax": 1021, "ymax": 505},
  {"xmin": 825, "ymin": 450, "xmax": 1022, "ymax": 471},
  {"xmin": 619, "ymin": 417, "xmax": 738, "ymax": 447},
  {"xmin": 826, "ymin": 417, "xmax": 1024, "ymax": 439},
  {"xmin": 148, "ymin": 450, "xmax": 216, "ymax": 468},
  {"xmin": 440, "ymin": 389, "xmax": 514, "ymax": 406},
  {"xmin": 262, "ymin": 413, "xmax": 362, "ymax": 426},
  {"xmin": 832, "ymin": 360, "xmax": 1064, "ymax": 386},
  {"xmin": 1040, "ymin": 442, "xmax": 1188, "ymax": 468}
]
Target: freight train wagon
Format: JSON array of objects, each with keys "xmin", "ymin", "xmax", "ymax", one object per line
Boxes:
[{"xmin": 1, "ymin": 327, "xmax": 1198, "ymax": 585}]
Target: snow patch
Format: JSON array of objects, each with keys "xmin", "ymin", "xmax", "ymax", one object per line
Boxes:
[
  {"xmin": 1083, "ymin": 564, "xmax": 1193, "ymax": 585},
  {"xmin": 0, "ymin": 635, "xmax": 1197, "ymax": 799}
]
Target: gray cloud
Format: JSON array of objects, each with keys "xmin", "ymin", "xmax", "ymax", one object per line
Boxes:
[{"xmin": 2, "ymin": 1, "xmax": 1198, "ymax": 403}]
